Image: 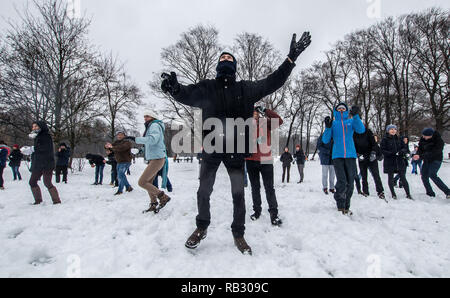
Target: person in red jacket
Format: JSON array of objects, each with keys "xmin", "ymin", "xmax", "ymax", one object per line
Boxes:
[{"xmin": 246, "ymin": 106, "xmax": 283, "ymax": 226}]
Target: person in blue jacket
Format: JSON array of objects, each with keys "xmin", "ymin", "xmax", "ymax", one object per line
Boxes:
[
  {"xmin": 129, "ymin": 111, "xmax": 171, "ymax": 214},
  {"xmin": 322, "ymin": 103, "xmax": 365, "ymax": 214}
]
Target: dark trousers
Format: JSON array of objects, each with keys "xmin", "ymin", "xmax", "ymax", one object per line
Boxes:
[
  {"xmin": 55, "ymin": 165, "xmax": 68, "ymax": 183},
  {"xmin": 29, "ymin": 169, "xmax": 54, "ymax": 189},
  {"xmin": 111, "ymin": 166, "xmax": 118, "ymax": 186},
  {"xmin": 282, "ymin": 164, "xmax": 291, "ymax": 183},
  {"xmin": 387, "ymin": 170, "xmax": 410, "ymax": 198},
  {"xmin": 421, "ymin": 161, "xmax": 450, "ymax": 196},
  {"xmin": 359, "ymin": 160, "xmax": 384, "ymax": 195},
  {"xmin": 197, "ymin": 154, "xmax": 246, "ymax": 238},
  {"xmin": 0, "ymin": 166, "xmax": 5, "ymax": 187},
  {"xmin": 333, "ymin": 158, "xmax": 357, "ymax": 210},
  {"xmin": 10, "ymin": 166, "xmax": 22, "ymax": 181},
  {"xmin": 246, "ymin": 160, "xmax": 278, "ymax": 216}
]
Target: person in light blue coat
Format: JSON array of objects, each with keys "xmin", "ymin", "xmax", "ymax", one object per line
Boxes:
[
  {"xmin": 322, "ymin": 103, "xmax": 365, "ymax": 214},
  {"xmin": 131, "ymin": 111, "xmax": 171, "ymax": 214}
]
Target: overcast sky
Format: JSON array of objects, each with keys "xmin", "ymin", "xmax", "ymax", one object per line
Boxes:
[{"xmin": 1, "ymin": 0, "xmax": 449, "ymax": 104}]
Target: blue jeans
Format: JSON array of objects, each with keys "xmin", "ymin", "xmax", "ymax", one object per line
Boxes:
[
  {"xmin": 11, "ymin": 166, "xmax": 22, "ymax": 180},
  {"xmin": 411, "ymin": 160, "xmax": 422, "ymax": 174},
  {"xmin": 95, "ymin": 164, "xmax": 105, "ymax": 184},
  {"xmin": 421, "ymin": 161, "xmax": 449, "ymax": 196},
  {"xmin": 117, "ymin": 163, "xmax": 131, "ymax": 193}
]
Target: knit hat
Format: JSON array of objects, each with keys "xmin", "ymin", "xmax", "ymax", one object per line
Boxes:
[
  {"xmin": 59, "ymin": 143, "xmax": 67, "ymax": 147},
  {"xmin": 422, "ymin": 128, "xmax": 435, "ymax": 137},
  {"xmin": 13, "ymin": 144, "xmax": 19, "ymax": 149},
  {"xmin": 335, "ymin": 103, "xmax": 348, "ymax": 111},
  {"xmin": 386, "ymin": 125, "xmax": 398, "ymax": 133},
  {"xmin": 116, "ymin": 130, "xmax": 126, "ymax": 136},
  {"xmin": 143, "ymin": 111, "xmax": 159, "ymax": 120}
]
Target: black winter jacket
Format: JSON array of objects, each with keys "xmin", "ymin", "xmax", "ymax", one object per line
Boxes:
[
  {"xmin": 353, "ymin": 129, "xmax": 382, "ymax": 161},
  {"xmin": 86, "ymin": 154, "xmax": 105, "ymax": 166},
  {"xmin": 280, "ymin": 152, "xmax": 294, "ymax": 167},
  {"xmin": 55, "ymin": 148, "xmax": 71, "ymax": 166},
  {"xmin": 294, "ymin": 149, "xmax": 306, "ymax": 165},
  {"xmin": 317, "ymin": 135, "xmax": 333, "ymax": 166},
  {"xmin": 9, "ymin": 149, "xmax": 23, "ymax": 167},
  {"xmin": 172, "ymin": 59, "xmax": 295, "ymax": 157},
  {"xmin": 31, "ymin": 121, "xmax": 55, "ymax": 172},
  {"xmin": 417, "ymin": 131, "xmax": 445, "ymax": 162},
  {"xmin": 380, "ymin": 134, "xmax": 409, "ymax": 174}
]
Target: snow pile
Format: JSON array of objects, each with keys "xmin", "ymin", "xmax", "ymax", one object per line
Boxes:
[{"xmin": 0, "ymin": 155, "xmax": 449, "ymax": 278}]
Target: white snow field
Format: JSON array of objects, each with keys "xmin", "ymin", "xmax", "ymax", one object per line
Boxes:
[{"xmin": 0, "ymin": 151, "xmax": 449, "ymax": 278}]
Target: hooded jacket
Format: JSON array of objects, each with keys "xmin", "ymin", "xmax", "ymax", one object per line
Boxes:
[
  {"xmin": 417, "ymin": 131, "xmax": 445, "ymax": 162},
  {"xmin": 322, "ymin": 104, "xmax": 365, "ymax": 160},
  {"xmin": 31, "ymin": 121, "xmax": 55, "ymax": 172},
  {"xmin": 172, "ymin": 59, "xmax": 295, "ymax": 157}
]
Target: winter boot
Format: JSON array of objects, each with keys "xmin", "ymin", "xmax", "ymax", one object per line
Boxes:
[
  {"xmin": 185, "ymin": 228, "xmax": 207, "ymax": 249},
  {"xmin": 48, "ymin": 187, "xmax": 61, "ymax": 205},
  {"xmin": 143, "ymin": 202, "xmax": 159, "ymax": 214},
  {"xmin": 338, "ymin": 208, "xmax": 346, "ymax": 214},
  {"xmin": 270, "ymin": 213, "xmax": 283, "ymax": 226},
  {"xmin": 378, "ymin": 192, "xmax": 386, "ymax": 200},
  {"xmin": 344, "ymin": 210, "xmax": 354, "ymax": 216},
  {"xmin": 126, "ymin": 186, "xmax": 134, "ymax": 193},
  {"xmin": 250, "ymin": 212, "xmax": 261, "ymax": 221},
  {"xmin": 362, "ymin": 193, "xmax": 369, "ymax": 198},
  {"xmin": 31, "ymin": 187, "xmax": 43, "ymax": 205},
  {"xmin": 156, "ymin": 191, "xmax": 171, "ymax": 212},
  {"xmin": 323, "ymin": 188, "xmax": 329, "ymax": 195},
  {"xmin": 234, "ymin": 237, "xmax": 252, "ymax": 255},
  {"xmin": 114, "ymin": 191, "xmax": 123, "ymax": 196},
  {"xmin": 447, "ymin": 194, "xmax": 450, "ymax": 200},
  {"xmin": 330, "ymin": 189, "xmax": 336, "ymax": 194}
]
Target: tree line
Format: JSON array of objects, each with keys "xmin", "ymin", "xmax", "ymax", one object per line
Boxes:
[
  {"xmin": 0, "ymin": 0, "xmax": 142, "ymax": 163},
  {"xmin": 150, "ymin": 8, "xmax": 449, "ymax": 156}
]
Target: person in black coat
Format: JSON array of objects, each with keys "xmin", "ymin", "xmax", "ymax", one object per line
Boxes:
[
  {"xmin": 161, "ymin": 32, "xmax": 311, "ymax": 255},
  {"xmin": 105, "ymin": 149, "xmax": 118, "ymax": 187},
  {"xmin": 353, "ymin": 128, "xmax": 385, "ymax": 199},
  {"xmin": 293, "ymin": 145, "xmax": 306, "ymax": 183},
  {"xmin": 55, "ymin": 143, "xmax": 70, "ymax": 184},
  {"xmin": 393, "ymin": 136, "xmax": 410, "ymax": 188},
  {"xmin": 414, "ymin": 128, "xmax": 450, "ymax": 198},
  {"xmin": 280, "ymin": 147, "xmax": 294, "ymax": 183},
  {"xmin": 86, "ymin": 153, "xmax": 106, "ymax": 185},
  {"xmin": 9, "ymin": 144, "xmax": 23, "ymax": 181},
  {"xmin": 380, "ymin": 125, "xmax": 412, "ymax": 200},
  {"xmin": 29, "ymin": 121, "xmax": 61, "ymax": 205}
]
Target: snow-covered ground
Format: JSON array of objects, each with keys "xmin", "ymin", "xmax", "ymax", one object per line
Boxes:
[{"xmin": 0, "ymin": 150, "xmax": 449, "ymax": 278}]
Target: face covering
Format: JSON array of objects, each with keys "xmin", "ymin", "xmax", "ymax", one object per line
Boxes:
[
  {"xmin": 29, "ymin": 129, "xmax": 41, "ymax": 139},
  {"xmin": 216, "ymin": 60, "xmax": 236, "ymax": 79}
]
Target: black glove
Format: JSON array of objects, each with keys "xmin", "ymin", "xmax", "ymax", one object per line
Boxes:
[
  {"xmin": 370, "ymin": 151, "xmax": 377, "ymax": 162},
  {"xmin": 325, "ymin": 116, "xmax": 333, "ymax": 129},
  {"xmin": 255, "ymin": 106, "xmax": 266, "ymax": 115},
  {"xmin": 161, "ymin": 72, "xmax": 180, "ymax": 95},
  {"xmin": 350, "ymin": 106, "xmax": 360, "ymax": 117},
  {"xmin": 288, "ymin": 32, "xmax": 312, "ymax": 62},
  {"xmin": 125, "ymin": 136, "xmax": 136, "ymax": 142}
]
